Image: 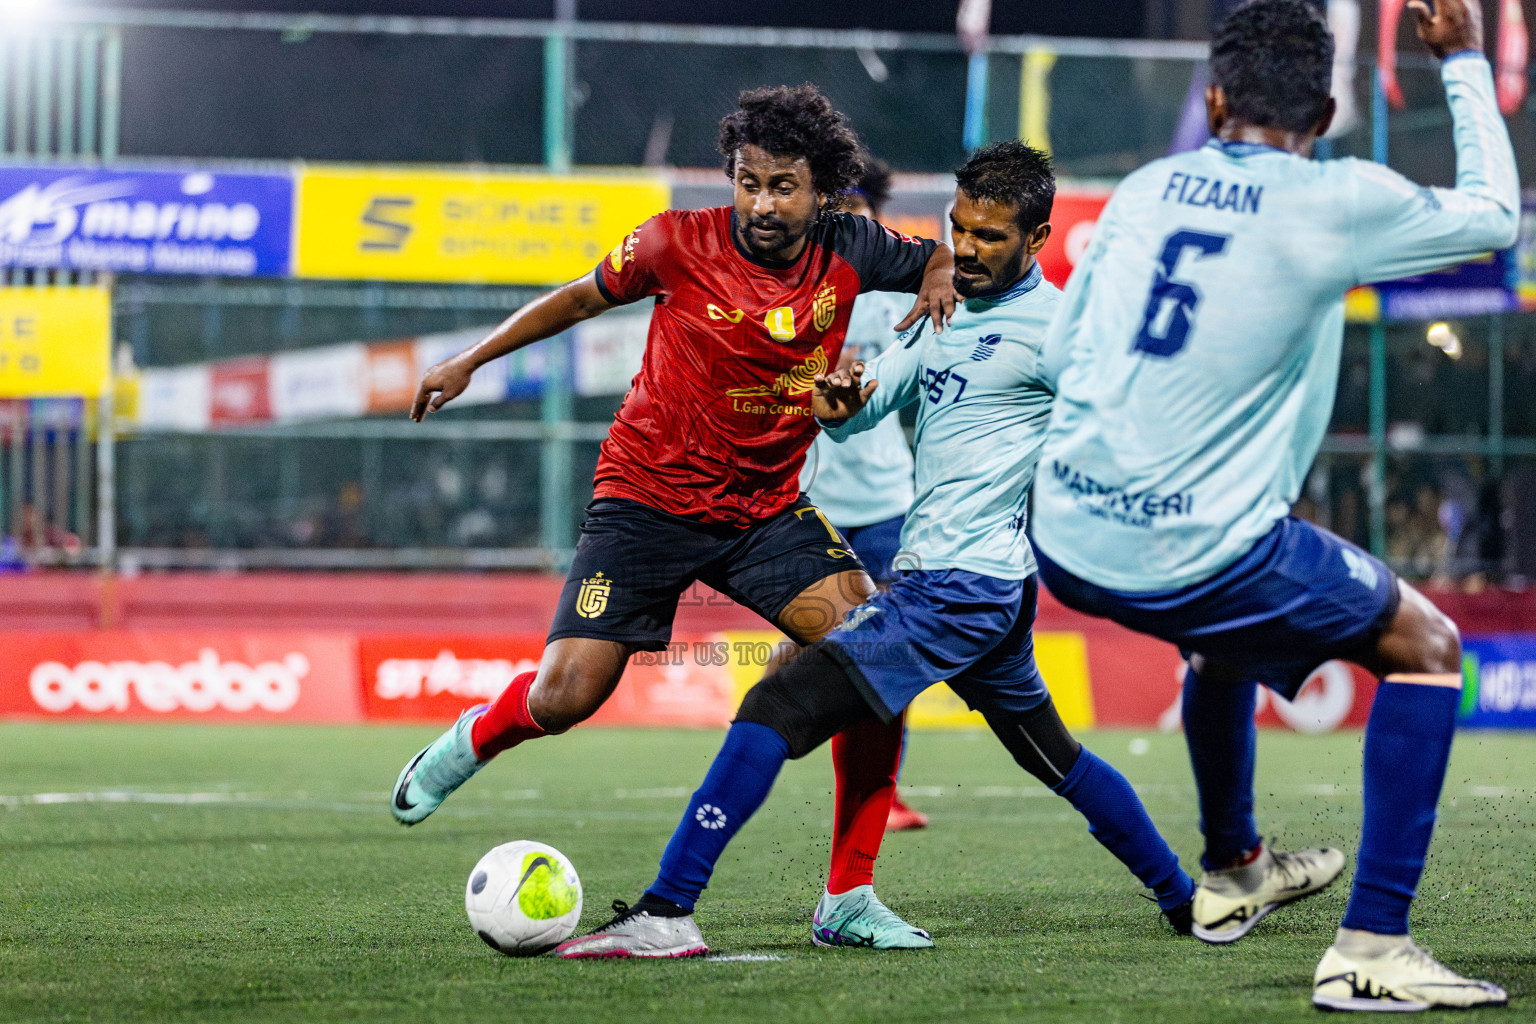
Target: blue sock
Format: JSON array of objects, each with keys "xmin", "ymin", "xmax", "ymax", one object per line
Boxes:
[
  {"xmin": 1341, "ymin": 681, "xmax": 1459, "ymax": 934},
  {"xmin": 1181, "ymin": 666, "xmax": 1262, "ymax": 869},
  {"xmin": 646, "ymin": 721, "xmax": 789, "ymax": 912},
  {"xmin": 1054, "ymin": 748, "xmax": 1196, "ymax": 909}
]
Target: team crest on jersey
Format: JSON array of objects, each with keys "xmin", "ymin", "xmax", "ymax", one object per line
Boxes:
[
  {"xmin": 811, "ymin": 283, "xmax": 837, "ymax": 332},
  {"xmin": 725, "ymin": 344, "xmax": 828, "ymax": 398},
  {"xmin": 707, "ymin": 303, "xmax": 745, "ymax": 323},
  {"xmin": 575, "ymin": 572, "xmax": 612, "ymax": 618},
  {"xmin": 608, "ymin": 232, "xmax": 638, "ymax": 273},
  {"xmin": 764, "ymin": 306, "xmax": 797, "ymax": 342},
  {"xmin": 970, "ymin": 334, "xmax": 1002, "ymax": 361}
]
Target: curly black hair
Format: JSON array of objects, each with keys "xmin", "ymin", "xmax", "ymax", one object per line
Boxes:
[
  {"xmin": 1212, "ymin": 0, "xmax": 1334, "ymax": 134},
  {"xmin": 854, "ymin": 155, "xmax": 894, "ymax": 217},
  {"xmin": 954, "ymin": 140, "xmax": 1055, "ymax": 232},
  {"xmin": 718, "ymin": 84, "xmax": 864, "ymax": 208}
]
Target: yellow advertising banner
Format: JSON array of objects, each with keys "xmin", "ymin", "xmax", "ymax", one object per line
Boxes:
[
  {"xmin": 293, "ymin": 166, "xmax": 670, "ymax": 285},
  {"xmin": 719, "ymin": 629, "xmax": 1096, "ymax": 732},
  {"xmin": 0, "ymin": 287, "xmax": 112, "ymax": 398}
]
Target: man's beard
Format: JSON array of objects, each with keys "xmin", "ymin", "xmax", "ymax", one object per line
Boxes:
[
  {"xmin": 734, "ymin": 210, "xmax": 811, "ymax": 258},
  {"xmin": 953, "ymin": 245, "xmax": 1026, "ymax": 298}
]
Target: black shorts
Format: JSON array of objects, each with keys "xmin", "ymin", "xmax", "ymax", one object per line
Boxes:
[{"xmin": 547, "ymin": 496, "xmax": 866, "ymax": 651}]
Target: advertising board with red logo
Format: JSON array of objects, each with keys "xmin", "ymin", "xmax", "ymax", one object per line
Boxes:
[
  {"xmin": 0, "ymin": 632, "xmax": 362, "ymax": 722},
  {"xmin": 0, "ymin": 621, "xmax": 1494, "ymax": 735},
  {"xmin": 359, "ymin": 634, "xmax": 543, "ymax": 722},
  {"xmin": 1030, "ymin": 188, "xmax": 1111, "ymax": 288},
  {"xmin": 358, "ymin": 634, "xmax": 737, "ymax": 727}
]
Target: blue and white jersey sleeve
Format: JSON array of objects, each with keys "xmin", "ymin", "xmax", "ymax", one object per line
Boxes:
[
  {"xmin": 1349, "ymin": 55, "xmax": 1519, "ymax": 284},
  {"xmin": 822, "ymin": 319, "xmax": 924, "ymax": 442},
  {"xmin": 802, "ymin": 291, "xmax": 916, "ymax": 528}
]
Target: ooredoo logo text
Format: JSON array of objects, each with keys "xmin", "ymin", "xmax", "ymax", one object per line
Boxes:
[{"xmin": 29, "ymin": 649, "xmax": 309, "ymax": 714}]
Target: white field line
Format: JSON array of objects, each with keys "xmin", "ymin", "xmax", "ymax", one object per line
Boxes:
[
  {"xmin": 613, "ymin": 787, "xmax": 689, "ymax": 799},
  {"xmin": 705, "ymin": 954, "xmax": 786, "ymax": 962},
  {"xmin": 0, "ymin": 790, "xmax": 690, "ymax": 823},
  {"xmin": 0, "ymin": 790, "xmax": 257, "ymax": 807},
  {"xmin": 972, "ymin": 786, "xmax": 1051, "ymax": 798}
]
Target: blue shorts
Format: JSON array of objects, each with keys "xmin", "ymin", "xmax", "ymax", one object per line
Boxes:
[
  {"xmin": 1036, "ymin": 517, "xmax": 1400, "ymax": 700},
  {"xmin": 823, "ymin": 569, "xmax": 1050, "ymax": 721},
  {"xmin": 839, "ymin": 515, "xmax": 906, "ymax": 586}
]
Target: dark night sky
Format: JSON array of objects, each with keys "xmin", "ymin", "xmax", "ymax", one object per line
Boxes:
[{"xmin": 58, "ymin": 0, "xmax": 1149, "ymax": 37}]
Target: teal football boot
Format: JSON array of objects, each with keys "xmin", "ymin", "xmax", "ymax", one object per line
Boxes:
[
  {"xmin": 390, "ymin": 705, "xmax": 488, "ymax": 825},
  {"xmin": 811, "ymin": 885, "xmax": 933, "ymax": 949}
]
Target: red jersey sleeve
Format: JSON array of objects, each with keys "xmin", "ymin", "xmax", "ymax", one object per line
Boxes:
[
  {"xmin": 820, "ymin": 211, "xmax": 939, "ymax": 294},
  {"xmin": 593, "ymin": 212, "xmax": 675, "ymax": 305}
]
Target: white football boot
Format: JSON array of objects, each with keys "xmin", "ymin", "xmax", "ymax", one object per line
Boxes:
[
  {"xmin": 1313, "ymin": 931, "xmax": 1507, "ymax": 1011},
  {"xmin": 1192, "ymin": 844, "xmax": 1346, "ymax": 944},
  {"xmin": 555, "ymin": 900, "xmax": 708, "ymax": 959}
]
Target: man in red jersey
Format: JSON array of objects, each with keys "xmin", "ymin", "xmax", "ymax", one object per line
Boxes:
[{"xmin": 391, "ymin": 85, "xmax": 955, "ymax": 948}]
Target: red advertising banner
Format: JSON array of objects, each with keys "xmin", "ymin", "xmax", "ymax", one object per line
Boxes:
[
  {"xmin": 1035, "ymin": 190, "xmax": 1110, "ymax": 288},
  {"xmin": 359, "ymin": 634, "xmax": 736, "ymax": 727},
  {"xmin": 365, "ymin": 340, "xmax": 419, "ymax": 415},
  {"xmin": 0, "ymin": 631, "xmax": 362, "ymax": 722},
  {"xmin": 583, "ymin": 640, "xmax": 735, "ymax": 729},
  {"xmin": 0, "ymin": 625, "xmax": 1392, "ymax": 732},
  {"xmin": 208, "ymin": 357, "xmax": 272, "ymax": 425},
  {"xmin": 359, "ymin": 634, "xmax": 542, "ymax": 722}
]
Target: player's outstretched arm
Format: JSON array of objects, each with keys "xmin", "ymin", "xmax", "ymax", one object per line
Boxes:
[
  {"xmin": 1352, "ymin": 0, "xmax": 1519, "ymax": 283},
  {"xmin": 410, "ymin": 275, "xmax": 614, "ymax": 421}
]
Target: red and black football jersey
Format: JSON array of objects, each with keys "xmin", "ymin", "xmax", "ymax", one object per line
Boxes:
[{"xmin": 590, "ymin": 205, "xmax": 936, "ymax": 526}]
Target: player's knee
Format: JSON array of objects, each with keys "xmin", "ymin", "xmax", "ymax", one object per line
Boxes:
[
  {"xmin": 983, "ymin": 698, "xmax": 1083, "ymax": 789},
  {"xmin": 1419, "ymin": 609, "xmax": 1462, "ymax": 676},
  {"xmin": 735, "ymin": 643, "xmax": 875, "ymax": 759},
  {"xmin": 527, "ymin": 663, "xmax": 612, "ymax": 733}
]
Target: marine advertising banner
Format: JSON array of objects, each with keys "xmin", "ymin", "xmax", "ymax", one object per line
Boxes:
[
  {"xmin": 293, "ymin": 166, "xmax": 669, "ymax": 285},
  {"xmin": 0, "ymin": 165, "xmax": 294, "ymax": 277}
]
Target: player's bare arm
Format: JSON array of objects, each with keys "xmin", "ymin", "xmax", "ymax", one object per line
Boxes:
[
  {"xmin": 895, "ymin": 243, "xmax": 958, "ymax": 334},
  {"xmin": 1408, "ymin": 0, "xmax": 1482, "ymax": 57},
  {"xmin": 812, "ymin": 360, "xmax": 876, "ymax": 423},
  {"xmin": 409, "ymin": 275, "xmax": 615, "ymax": 421}
]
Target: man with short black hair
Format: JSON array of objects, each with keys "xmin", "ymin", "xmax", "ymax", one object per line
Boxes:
[
  {"xmin": 389, "ymin": 84, "xmax": 957, "ymax": 949},
  {"xmin": 555, "ymin": 141, "xmax": 1198, "ymax": 959},
  {"xmin": 1033, "ymin": 0, "xmax": 1516, "ymax": 1009}
]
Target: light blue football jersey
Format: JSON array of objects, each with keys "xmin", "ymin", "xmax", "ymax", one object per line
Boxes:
[
  {"xmin": 802, "ymin": 291, "xmax": 916, "ymax": 528},
  {"xmin": 823, "ymin": 262, "xmax": 1063, "ymax": 580},
  {"xmin": 1034, "ymin": 55, "xmax": 1520, "ymax": 591}
]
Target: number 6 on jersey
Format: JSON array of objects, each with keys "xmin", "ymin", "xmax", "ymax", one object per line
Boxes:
[{"xmin": 1133, "ymin": 229, "xmax": 1231, "ymax": 358}]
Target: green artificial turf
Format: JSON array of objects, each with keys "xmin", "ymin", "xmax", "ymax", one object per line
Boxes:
[{"xmin": 2, "ymin": 724, "xmax": 1533, "ymax": 1023}]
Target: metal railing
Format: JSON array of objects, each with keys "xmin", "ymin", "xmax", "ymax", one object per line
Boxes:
[{"xmin": 0, "ymin": 7, "xmax": 1527, "ymax": 577}]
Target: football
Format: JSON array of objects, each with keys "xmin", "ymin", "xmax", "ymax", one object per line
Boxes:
[{"xmin": 464, "ymin": 840, "xmax": 584, "ymax": 956}]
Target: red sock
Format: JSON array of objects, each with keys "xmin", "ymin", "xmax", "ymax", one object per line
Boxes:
[
  {"xmin": 827, "ymin": 713, "xmax": 904, "ymax": 894},
  {"xmin": 470, "ymin": 671, "xmax": 547, "ymax": 759}
]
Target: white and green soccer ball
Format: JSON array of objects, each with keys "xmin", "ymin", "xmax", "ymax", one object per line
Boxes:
[{"xmin": 465, "ymin": 840, "xmax": 583, "ymax": 956}]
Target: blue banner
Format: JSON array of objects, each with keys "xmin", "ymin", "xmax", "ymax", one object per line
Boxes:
[
  {"xmin": 1376, "ymin": 250, "xmax": 1517, "ymax": 322},
  {"xmin": 1460, "ymin": 634, "xmax": 1536, "ymax": 728},
  {"xmin": 0, "ymin": 165, "xmax": 293, "ymax": 277}
]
